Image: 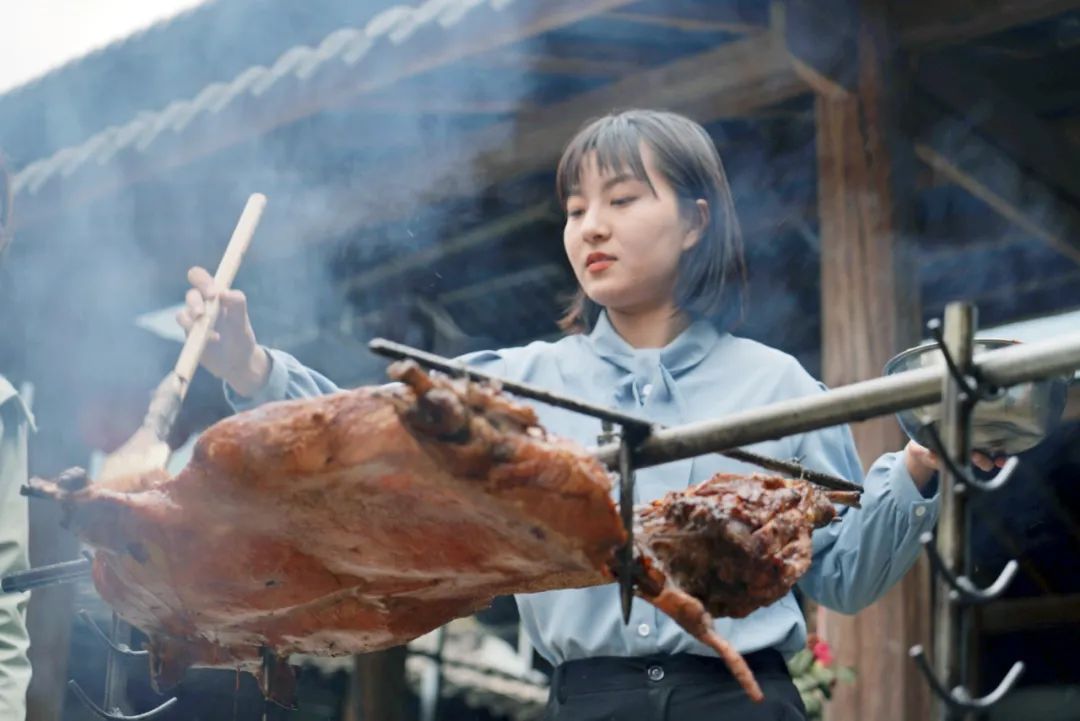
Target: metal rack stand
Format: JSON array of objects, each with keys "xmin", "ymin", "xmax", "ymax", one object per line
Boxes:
[
  {"xmin": 908, "ymin": 303, "xmax": 1026, "ymax": 720},
  {"xmin": 70, "ymin": 610, "xmax": 177, "ymax": 720},
  {"xmin": 0, "ymin": 550, "xmax": 178, "ymax": 720}
]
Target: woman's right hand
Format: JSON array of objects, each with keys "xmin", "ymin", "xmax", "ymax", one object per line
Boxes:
[{"xmin": 176, "ymin": 266, "xmax": 270, "ymax": 397}]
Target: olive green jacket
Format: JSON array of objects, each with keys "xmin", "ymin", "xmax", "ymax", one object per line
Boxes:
[{"xmin": 0, "ymin": 376, "xmax": 32, "ymax": 720}]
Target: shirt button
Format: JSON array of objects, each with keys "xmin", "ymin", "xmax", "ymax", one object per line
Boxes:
[
  {"xmin": 637, "ymin": 623, "xmax": 651, "ymax": 637},
  {"xmin": 915, "ymin": 506, "xmax": 927, "ymax": 518},
  {"xmin": 647, "ymin": 665, "xmax": 665, "ymax": 682}
]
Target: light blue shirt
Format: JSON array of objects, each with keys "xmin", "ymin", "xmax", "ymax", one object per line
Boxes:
[{"xmin": 227, "ymin": 313, "xmax": 938, "ymax": 665}]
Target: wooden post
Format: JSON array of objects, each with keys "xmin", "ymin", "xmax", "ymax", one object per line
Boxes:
[
  {"xmin": 345, "ymin": 648, "xmax": 409, "ymax": 721},
  {"xmin": 810, "ymin": 5, "xmax": 932, "ymax": 721}
]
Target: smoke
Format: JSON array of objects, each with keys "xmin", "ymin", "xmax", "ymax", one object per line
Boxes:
[
  {"xmin": 9, "ymin": 0, "xmax": 1072, "ymax": 479},
  {"xmin": 0, "ymin": 0, "xmax": 547, "ymax": 473}
]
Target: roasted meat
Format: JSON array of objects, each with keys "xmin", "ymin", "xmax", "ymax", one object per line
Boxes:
[
  {"xmin": 638, "ymin": 474, "xmax": 856, "ymax": 619},
  {"xmin": 30, "ymin": 362, "xmax": 855, "ymax": 705}
]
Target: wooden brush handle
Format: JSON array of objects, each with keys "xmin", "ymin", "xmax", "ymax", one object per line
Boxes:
[{"xmin": 175, "ymin": 193, "xmax": 267, "ymax": 385}]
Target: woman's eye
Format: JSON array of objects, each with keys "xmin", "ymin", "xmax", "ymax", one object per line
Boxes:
[
  {"xmin": 567, "ymin": 208, "xmax": 585, "ymax": 219},
  {"xmin": 611, "ymin": 196, "xmax": 637, "ymax": 207}
]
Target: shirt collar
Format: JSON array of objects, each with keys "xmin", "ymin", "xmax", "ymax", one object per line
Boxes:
[
  {"xmin": 0, "ymin": 375, "xmax": 36, "ymax": 431},
  {"xmin": 587, "ymin": 311, "xmax": 722, "ymax": 376}
]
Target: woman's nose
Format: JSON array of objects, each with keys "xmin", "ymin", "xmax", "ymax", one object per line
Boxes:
[{"xmin": 581, "ymin": 207, "xmax": 611, "ymax": 244}]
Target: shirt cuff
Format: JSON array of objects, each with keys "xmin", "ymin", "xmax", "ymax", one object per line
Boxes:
[
  {"xmin": 223, "ymin": 347, "xmax": 289, "ymax": 412},
  {"xmin": 886, "ymin": 451, "xmax": 939, "ymax": 518}
]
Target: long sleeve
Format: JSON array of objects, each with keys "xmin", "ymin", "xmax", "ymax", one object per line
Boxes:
[
  {"xmin": 225, "ymin": 347, "xmax": 340, "ymax": 412},
  {"xmin": 790, "ymin": 368, "xmax": 939, "ymax": 614},
  {"xmin": 221, "ymin": 345, "xmax": 510, "ymax": 415},
  {"xmin": 0, "ymin": 386, "xmax": 32, "ymax": 720}
]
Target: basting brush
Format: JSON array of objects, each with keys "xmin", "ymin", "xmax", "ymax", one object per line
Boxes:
[{"xmin": 97, "ymin": 193, "xmax": 267, "ymax": 484}]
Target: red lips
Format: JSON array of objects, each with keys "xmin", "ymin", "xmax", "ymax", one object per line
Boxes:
[{"xmin": 586, "ymin": 252, "xmax": 616, "ymax": 272}]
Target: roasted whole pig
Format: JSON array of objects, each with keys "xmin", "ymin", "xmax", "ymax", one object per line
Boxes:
[{"xmin": 31, "ymin": 362, "xmax": 857, "ymax": 705}]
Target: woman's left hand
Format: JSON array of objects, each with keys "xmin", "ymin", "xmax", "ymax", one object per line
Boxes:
[{"xmin": 903, "ymin": 440, "xmax": 1007, "ymax": 491}]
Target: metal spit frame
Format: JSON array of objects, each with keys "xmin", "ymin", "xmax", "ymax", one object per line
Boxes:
[{"xmin": 6, "ymin": 304, "xmax": 1080, "ymax": 719}]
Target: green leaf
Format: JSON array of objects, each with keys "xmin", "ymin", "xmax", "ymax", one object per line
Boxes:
[
  {"xmin": 788, "ymin": 649, "xmax": 814, "ymax": 676},
  {"xmin": 803, "ymin": 691, "xmax": 823, "ymax": 714},
  {"xmin": 812, "ymin": 665, "xmax": 835, "ymax": 684}
]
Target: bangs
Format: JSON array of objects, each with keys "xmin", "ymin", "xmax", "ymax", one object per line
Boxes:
[{"xmin": 556, "ymin": 116, "xmax": 655, "ymax": 207}]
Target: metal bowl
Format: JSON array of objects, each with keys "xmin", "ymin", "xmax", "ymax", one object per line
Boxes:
[{"xmin": 883, "ymin": 339, "xmax": 1069, "ymax": 455}]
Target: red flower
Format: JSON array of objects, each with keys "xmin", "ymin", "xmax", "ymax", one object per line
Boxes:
[{"xmin": 812, "ymin": 639, "xmax": 834, "ymax": 667}]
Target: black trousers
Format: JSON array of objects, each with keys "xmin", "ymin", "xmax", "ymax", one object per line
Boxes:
[{"xmin": 546, "ymin": 651, "xmax": 807, "ymax": 721}]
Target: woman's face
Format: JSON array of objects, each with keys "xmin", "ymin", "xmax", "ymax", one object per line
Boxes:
[{"xmin": 563, "ymin": 144, "xmax": 703, "ymax": 317}]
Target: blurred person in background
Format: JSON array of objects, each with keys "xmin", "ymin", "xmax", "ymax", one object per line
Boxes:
[{"xmin": 0, "ymin": 155, "xmax": 33, "ymax": 720}]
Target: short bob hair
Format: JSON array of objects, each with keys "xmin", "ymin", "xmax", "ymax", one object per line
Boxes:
[{"xmin": 555, "ymin": 109, "xmax": 747, "ymax": 333}]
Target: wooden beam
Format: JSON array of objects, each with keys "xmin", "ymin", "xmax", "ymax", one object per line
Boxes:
[
  {"xmin": 601, "ymin": 11, "xmax": 764, "ymax": 35},
  {"xmin": 437, "ymin": 263, "xmax": 565, "ymax": 305},
  {"xmin": 352, "ymin": 96, "xmax": 536, "ymax": 115},
  {"xmin": 14, "ymin": 0, "xmax": 643, "ymax": 228},
  {"xmin": 923, "ymin": 269, "xmax": 1080, "ymax": 322},
  {"xmin": 479, "ymin": 50, "xmax": 644, "ymax": 78},
  {"xmin": 916, "ymin": 57, "xmax": 1080, "ymax": 206},
  {"xmin": 813, "ymin": 6, "xmax": 931, "ymax": 721},
  {"xmin": 913, "ymin": 55, "xmax": 1080, "ymax": 265},
  {"xmin": 918, "ymin": 230, "xmax": 1035, "ymax": 259},
  {"xmin": 977, "ymin": 594, "xmax": 1080, "ymax": 635},
  {"xmin": 340, "ymin": 203, "xmax": 555, "ymax": 294},
  {"xmin": 897, "ymin": 0, "xmax": 1080, "ymax": 48},
  {"xmin": 264, "ymin": 29, "xmax": 803, "ymax": 252},
  {"xmin": 914, "ymin": 135, "xmax": 1080, "ymax": 265}
]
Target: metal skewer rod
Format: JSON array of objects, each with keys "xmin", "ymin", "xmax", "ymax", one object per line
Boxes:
[
  {"xmin": 370, "ymin": 338, "xmax": 862, "ymax": 493},
  {"xmin": 2, "ymin": 557, "xmax": 92, "ymax": 593},
  {"xmin": 370, "ymin": 338, "xmax": 654, "ymax": 430},
  {"xmin": 592, "ymin": 331, "xmax": 1080, "ymax": 469}
]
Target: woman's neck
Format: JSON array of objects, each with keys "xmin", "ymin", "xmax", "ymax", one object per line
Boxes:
[{"xmin": 606, "ymin": 304, "xmax": 691, "ymax": 349}]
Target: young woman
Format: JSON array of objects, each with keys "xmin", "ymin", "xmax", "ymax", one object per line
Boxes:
[{"xmin": 180, "ymin": 110, "xmax": 955, "ymax": 720}]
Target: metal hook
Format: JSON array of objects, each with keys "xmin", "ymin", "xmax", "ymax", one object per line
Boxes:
[
  {"xmin": 926, "ymin": 319, "xmax": 1006, "ymax": 404},
  {"xmin": 909, "ymin": 645, "xmax": 1024, "ymax": 712},
  {"xmin": 965, "ymin": 456, "xmax": 1020, "ymax": 493},
  {"xmin": 920, "ymin": 533, "xmax": 1018, "ymax": 603},
  {"xmin": 926, "ymin": 319, "xmax": 980, "ymax": 398},
  {"xmin": 921, "ymin": 424, "xmax": 1020, "ymax": 493},
  {"xmin": 78, "ymin": 611, "xmax": 149, "ymax": 657},
  {"xmin": 68, "ymin": 681, "xmax": 178, "ymax": 720}
]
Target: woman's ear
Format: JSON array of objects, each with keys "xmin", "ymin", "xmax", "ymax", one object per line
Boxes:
[{"xmin": 682, "ymin": 198, "xmax": 710, "ymax": 251}]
